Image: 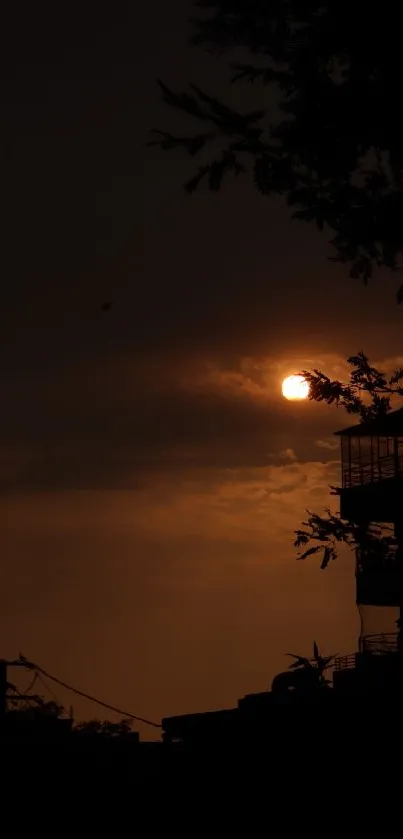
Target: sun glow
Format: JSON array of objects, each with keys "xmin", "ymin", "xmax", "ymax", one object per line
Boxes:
[{"xmin": 282, "ymin": 374, "xmax": 309, "ymax": 401}]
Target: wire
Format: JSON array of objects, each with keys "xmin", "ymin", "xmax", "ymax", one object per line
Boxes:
[
  {"xmin": 23, "ymin": 672, "xmax": 38, "ymax": 696},
  {"xmin": 35, "ymin": 671, "xmax": 63, "ymax": 709},
  {"xmin": 18, "ymin": 657, "xmax": 161, "ymax": 729},
  {"xmin": 7, "ymin": 684, "xmax": 35, "ymax": 710}
]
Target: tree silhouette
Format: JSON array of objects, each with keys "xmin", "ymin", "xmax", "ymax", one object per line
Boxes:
[
  {"xmin": 7, "ymin": 696, "xmax": 65, "ymax": 720},
  {"xmin": 6, "ymin": 690, "xmax": 135, "ymax": 740},
  {"xmin": 301, "ymin": 352, "xmax": 403, "ymax": 421},
  {"xmin": 150, "ymin": 2, "xmax": 403, "ymax": 299},
  {"xmin": 74, "ymin": 719, "xmax": 134, "ymax": 739},
  {"xmin": 293, "ymin": 352, "xmax": 403, "ymax": 567},
  {"xmin": 295, "ymin": 509, "xmax": 398, "ymax": 570}
]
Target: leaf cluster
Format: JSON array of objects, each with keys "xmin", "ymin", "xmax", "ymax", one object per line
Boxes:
[{"xmin": 152, "ymin": 2, "xmax": 403, "ymax": 299}]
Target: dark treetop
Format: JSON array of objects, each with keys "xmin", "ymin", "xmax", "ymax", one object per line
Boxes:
[{"xmin": 151, "ymin": 1, "xmax": 403, "ymax": 300}]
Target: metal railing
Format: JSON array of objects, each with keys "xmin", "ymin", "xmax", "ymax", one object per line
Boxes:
[
  {"xmin": 333, "ymin": 634, "xmax": 400, "ymax": 672},
  {"xmin": 360, "ymin": 632, "xmax": 399, "ymax": 654},
  {"xmin": 333, "ymin": 654, "xmax": 356, "ymax": 672},
  {"xmin": 342, "ymin": 455, "xmax": 403, "ymax": 489}
]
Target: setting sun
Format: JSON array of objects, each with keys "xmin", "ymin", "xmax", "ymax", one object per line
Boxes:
[{"xmin": 282, "ymin": 374, "xmax": 309, "ymax": 401}]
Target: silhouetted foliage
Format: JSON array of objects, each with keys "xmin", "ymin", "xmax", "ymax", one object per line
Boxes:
[
  {"xmin": 301, "ymin": 352, "xmax": 403, "ymax": 422},
  {"xmin": 287, "ymin": 641, "xmax": 335, "ymax": 687},
  {"xmin": 151, "ymin": 2, "xmax": 403, "ymax": 299},
  {"xmin": 7, "ymin": 696, "xmax": 65, "ymax": 720},
  {"xmin": 6, "ymin": 689, "xmax": 134, "ymax": 739},
  {"xmin": 293, "ymin": 352, "xmax": 403, "ymax": 565},
  {"xmin": 295, "ymin": 510, "xmax": 398, "ymax": 569},
  {"xmin": 74, "ymin": 719, "xmax": 133, "ymax": 739}
]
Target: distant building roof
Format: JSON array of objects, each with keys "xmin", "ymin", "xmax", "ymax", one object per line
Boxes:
[{"xmin": 334, "ymin": 407, "xmax": 403, "ymax": 437}]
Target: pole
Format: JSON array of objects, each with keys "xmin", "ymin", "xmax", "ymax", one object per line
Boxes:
[
  {"xmin": 0, "ymin": 660, "xmax": 7, "ymax": 725},
  {"xmin": 394, "ymin": 520, "xmax": 403, "ymax": 653}
]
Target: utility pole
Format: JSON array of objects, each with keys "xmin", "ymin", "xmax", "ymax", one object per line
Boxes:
[
  {"xmin": 0, "ymin": 659, "xmax": 40, "ymax": 730},
  {"xmin": 0, "ymin": 660, "xmax": 7, "ymax": 724}
]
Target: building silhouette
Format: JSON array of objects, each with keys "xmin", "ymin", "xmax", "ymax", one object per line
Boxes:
[
  {"xmin": 162, "ymin": 408, "xmax": 403, "ymax": 743},
  {"xmin": 332, "ymin": 408, "xmax": 403, "ymax": 694},
  {"xmin": 3, "ymin": 410, "xmax": 403, "ymax": 762}
]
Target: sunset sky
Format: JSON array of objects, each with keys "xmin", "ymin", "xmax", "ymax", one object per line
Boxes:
[{"xmin": 2, "ymin": 2, "xmax": 403, "ymax": 736}]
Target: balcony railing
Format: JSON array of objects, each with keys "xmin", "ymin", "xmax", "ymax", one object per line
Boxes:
[
  {"xmin": 342, "ymin": 455, "xmax": 403, "ymax": 489},
  {"xmin": 333, "ymin": 634, "xmax": 400, "ymax": 672},
  {"xmin": 360, "ymin": 632, "xmax": 400, "ymax": 654},
  {"xmin": 333, "ymin": 653, "xmax": 356, "ymax": 672}
]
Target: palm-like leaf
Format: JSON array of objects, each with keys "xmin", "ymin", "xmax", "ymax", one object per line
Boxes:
[
  {"xmin": 287, "ymin": 642, "xmax": 336, "ymax": 683},
  {"xmin": 287, "ymin": 653, "xmax": 312, "ymax": 670}
]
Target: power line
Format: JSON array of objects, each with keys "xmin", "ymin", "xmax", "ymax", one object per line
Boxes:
[
  {"xmin": 7, "ymin": 684, "xmax": 41, "ymax": 708},
  {"xmin": 18, "ymin": 656, "xmax": 161, "ymax": 729},
  {"xmin": 23, "ymin": 672, "xmax": 38, "ymax": 696},
  {"xmin": 35, "ymin": 671, "xmax": 63, "ymax": 709},
  {"xmin": 37, "ymin": 666, "xmax": 162, "ymax": 729}
]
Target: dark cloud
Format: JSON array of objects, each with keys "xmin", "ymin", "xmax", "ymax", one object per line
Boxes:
[
  {"xmin": 0, "ymin": 346, "xmax": 345, "ymax": 491},
  {"xmin": 0, "ymin": 1, "xmax": 400, "ymax": 728},
  {"xmin": 316, "ymin": 439, "xmax": 340, "ymax": 450},
  {"xmin": 2, "ymin": 2, "xmax": 402, "ymax": 373},
  {"xmin": 0, "ymin": 348, "xmax": 401, "ymax": 492}
]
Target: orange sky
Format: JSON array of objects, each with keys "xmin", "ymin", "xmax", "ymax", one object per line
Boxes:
[
  {"xmin": 3, "ymin": 349, "xmax": 402, "ymax": 738},
  {"xmin": 2, "ymin": 1, "xmax": 403, "ymax": 739}
]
